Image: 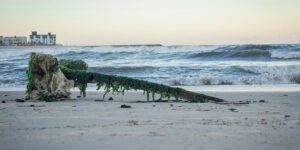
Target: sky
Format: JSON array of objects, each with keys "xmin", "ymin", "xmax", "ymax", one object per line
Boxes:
[{"xmin": 0, "ymin": 0, "xmax": 300, "ymax": 45}]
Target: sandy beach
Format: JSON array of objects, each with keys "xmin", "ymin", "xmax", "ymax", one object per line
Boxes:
[{"xmin": 1, "ymin": 89, "xmax": 300, "ymax": 150}]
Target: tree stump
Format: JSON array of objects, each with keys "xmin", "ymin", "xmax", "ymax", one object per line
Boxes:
[{"xmin": 26, "ymin": 53, "xmax": 74, "ymax": 100}]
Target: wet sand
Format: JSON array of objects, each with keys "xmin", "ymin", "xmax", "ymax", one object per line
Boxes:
[{"xmin": 0, "ymin": 90, "xmax": 300, "ymax": 150}]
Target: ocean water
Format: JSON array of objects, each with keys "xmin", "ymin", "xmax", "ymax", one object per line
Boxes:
[{"xmin": 0, "ymin": 44, "xmax": 300, "ymax": 88}]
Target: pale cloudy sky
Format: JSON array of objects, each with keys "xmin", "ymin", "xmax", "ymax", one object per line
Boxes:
[{"xmin": 0, "ymin": 0, "xmax": 300, "ymax": 45}]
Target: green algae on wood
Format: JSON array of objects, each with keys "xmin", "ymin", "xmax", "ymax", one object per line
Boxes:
[
  {"xmin": 26, "ymin": 53, "xmax": 225, "ymax": 103},
  {"xmin": 26, "ymin": 53, "xmax": 74, "ymax": 100},
  {"xmin": 26, "ymin": 53, "xmax": 59, "ymax": 95},
  {"xmin": 59, "ymin": 62, "xmax": 225, "ymax": 103},
  {"xmin": 59, "ymin": 59, "xmax": 88, "ymax": 97}
]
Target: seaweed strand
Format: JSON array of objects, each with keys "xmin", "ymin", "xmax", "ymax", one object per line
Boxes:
[{"xmin": 60, "ymin": 67, "xmax": 224, "ymax": 103}]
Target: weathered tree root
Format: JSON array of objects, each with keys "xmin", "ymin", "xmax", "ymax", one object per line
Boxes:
[{"xmin": 60, "ymin": 67, "xmax": 225, "ymax": 103}]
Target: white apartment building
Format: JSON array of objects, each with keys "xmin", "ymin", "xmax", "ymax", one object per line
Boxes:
[
  {"xmin": 0, "ymin": 36, "xmax": 27, "ymax": 46},
  {"xmin": 29, "ymin": 31, "xmax": 56, "ymax": 45}
]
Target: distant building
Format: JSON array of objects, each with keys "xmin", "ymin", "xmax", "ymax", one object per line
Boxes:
[
  {"xmin": 0, "ymin": 31, "xmax": 58, "ymax": 46},
  {"xmin": 29, "ymin": 31, "xmax": 56, "ymax": 45},
  {"xmin": 0, "ymin": 36, "xmax": 27, "ymax": 46}
]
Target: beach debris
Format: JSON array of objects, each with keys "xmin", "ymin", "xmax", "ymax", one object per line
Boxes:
[
  {"xmin": 228, "ymin": 108, "xmax": 238, "ymax": 112},
  {"xmin": 26, "ymin": 53, "xmax": 74, "ymax": 101},
  {"xmin": 128, "ymin": 120, "xmax": 138, "ymax": 125},
  {"xmin": 4, "ymin": 94, "xmax": 8, "ymax": 97},
  {"xmin": 153, "ymin": 105, "xmax": 156, "ymax": 107},
  {"xmin": 77, "ymin": 96, "xmax": 81, "ymax": 98},
  {"xmin": 239, "ymin": 100, "xmax": 251, "ymax": 103},
  {"xmin": 62, "ymin": 64, "xmax": 225, "ymax": 102},
  {"xmin": 17, "ymin": 104, "xmax": 46, "ymax": 107},
  {"xmin": 94, "ymin": 99, "xmax": 104, "ymax": 102},
  {"xmin": 283, "ymin": 94, "xmax": 288, "ymax": 96},
  {"xmin": 284, "ymin": 115, "xmax": 291, "ymax": 118},
  {"xmin": 121, "ymin": 104, "xmax": 131, "ymax": 108},
  {"xmin": 170, "ymin": 104, "xmax": 174, "ymax": 107},
  {"xmin": 1, "ymin": 100, "xmax": 6, "ymax": 103},
  {"xmin": 60, "ymin": 60, "xmax": 225, "ymax": 103},
  {"xmin": 259, "ymin": 100, "xmax": 266, "ymax": 103},
  {"xmin": 154, "ymin": 99, "xmax": 180, "ymax": 102},
  {"xmin": 261, "ymin": 118, "xmax": 268, "ymax": 124},
  {"xmin": 108, "ymin": 97, "xmax": 114, "ymax": 101},
  {"xmin": 26, "ymin": 53, "xmax": 225, "ymax": 103},
  {"xmin": 217, "ymin": 101, "xmax": 249, "ymax": 105},
  {"xmin": 36, "ymin": 92, "xmax": 59, "ymax": 102},
  {"xmin": 16, "ymin": 98, "xmax": 25, "ymax": 103},
  {"xmin": 196, "ymin": 108, "xmax": 211, "ymax": 111},
  {"xmin": 59, "ymin": 59, "xmax": 88, "ymax": 97}
]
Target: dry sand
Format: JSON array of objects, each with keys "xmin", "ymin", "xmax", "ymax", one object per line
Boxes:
[{"xmin": 0, "ymin": 90, "xmax": 300, "ymax": 150}]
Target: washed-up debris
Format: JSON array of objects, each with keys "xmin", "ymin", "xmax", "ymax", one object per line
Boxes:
[
  {"xmin": 16, "ymin": 98, "xmax": 25, "ymax": 103},
  {"xmin": 128, "ymin": 120, "xmax": 138, "ymax": 125},
  {"xmin": 228, "ymin": 108, "xmax": 238, "ymax": 112},
  {"xmin": 261, "ymin": 118, "xmax": 268, "ymax": 124},
  {"xmin": 259, "ymin": 100, "xmax": 266, "ymax": 103},
  {"xmin": 121, "ymin": 104, "xmax": 131, "ymax": 108},
  {"xmin": 133, "ymin": 100, "xmax": 183, "ymax": 103},
  {"xmin": 17, "ymin": 104, "xmax": 46, "ymax": 107},
  {"xmin": 154, "ymin": 99, "xmax": 182, "ymax": 102},
  {"xmin": 196, "ymin": 108, "xmax": 211, "ymax": 111},
  {"xmin": 94, "ymin": 99, "xmax": 104, "ymax": 102},
  {"xmin": 77, "ymin": 96, "xmax": 81, "ymax": 98},
  {"xmin": 108, "ymin": 97, "xmax": 114, "ymax": 101},
  {"xmin": 284, "ymin": 115, "xmax": 291, "ymax": 118},
  {"xmin": 217, "ymin": 101, "xmax": 249, "ymax": 105},
  {"xmin": 1, "ymin": 101, "xmax": 6, "ymax": 103}
]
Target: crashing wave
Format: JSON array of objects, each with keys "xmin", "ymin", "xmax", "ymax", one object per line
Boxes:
[{"xmin": 189, "ymin": 49, "xmax": 271, "ymax": 60}]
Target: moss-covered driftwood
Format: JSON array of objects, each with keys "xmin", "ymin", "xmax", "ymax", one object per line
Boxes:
[
  {"xmin": 26, "ymin": 53, "xmax": 225, "ymax": 103},
  {"xmin": 59, "ymin": 59, "xmax": 225, "ymax": 103},
  {"xmin": 26, "ymin": 53, "xmax": 73, "ymax": 100},
  {"xmin": 59, "ymin": 59, "xmax": 88, "ymax": 97}
]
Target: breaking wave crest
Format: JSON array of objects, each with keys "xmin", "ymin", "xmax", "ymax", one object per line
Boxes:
[{"xmin": 189, "ymin": 49, "xmax": 272, "ymax": 60}]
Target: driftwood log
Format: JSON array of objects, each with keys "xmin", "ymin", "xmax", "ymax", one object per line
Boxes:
[
  {"xmin": 26, "ymin": 52, "xmax": 225, "ymax": 103},
  {"xmin": 26, "ymin": 53, "xmax": 74, "ymax": 100}
]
